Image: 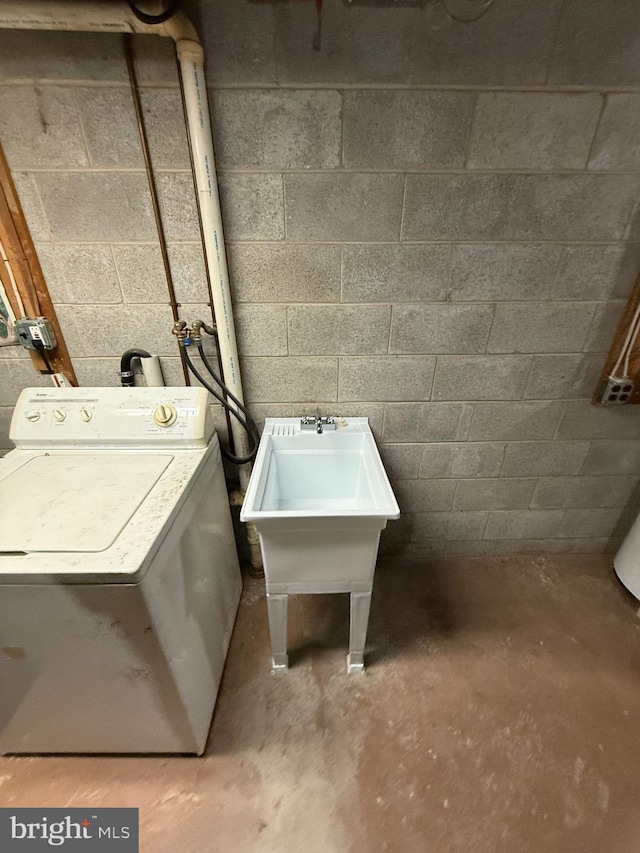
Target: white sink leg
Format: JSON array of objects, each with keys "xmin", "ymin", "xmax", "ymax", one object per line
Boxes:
[
  {"xmin": 267, "ymin": 593, "xmax": 289, "ymax": 673},
  {"xmin": 347, "ymin": 590, "xmax": 371, "ymax": 674}
]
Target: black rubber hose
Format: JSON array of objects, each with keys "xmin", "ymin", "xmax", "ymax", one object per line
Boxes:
[
  {"xmin": 196, "ymin": 344, "xmax": 260, "ymax": 442},
  {"xmin": 120, "ymin": 348, "xmax": 151, "ymax": 387},
  {"xmin": 180, "ymin": 347, "xmax": 259, "ymax": 465},
  {"xmin": 127, "ymin": 0, "xmax": 182, "ymax": 25}
]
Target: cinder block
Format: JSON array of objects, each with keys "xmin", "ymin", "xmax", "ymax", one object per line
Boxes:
[
  {"xmin": 559, "ymin": 508, "xmax": 622, "ymax": 539},
  {"xmin": 235, "ymin": 305, "xmax": 287, "ymax": 357},
  {"xmin": 431, "ymin": 356, "xmax": 530, "ymax": 401},
  {"xmin": 488, "ymin": 303, "xmax": 595, "ymax": 353},
  {"xmin": 285, "ymin": 173, "xmax": 403, "ymax": 242},
  {"xmin": 484, "ymin": 510, "xmax": 563, "ymax": 539},
  {"xmin": 523, "ymin": 354, "xmax": 603, "ymax": 400},
  {"xmin": 451, "ymin": 244, "xmax": 639, "ymax": 304},
  {"xmin": 219, "ymin": 174, "xmax": 285, "ymax": 241},
  {"xmin": 467, "ymin": 92, "xmax": 601, "ymax": 170},
  {"xmin": 501, "ymin": 441, "xmax": 590, "ymax": 478},
  {"xmin": 131, "ymin": 37, "xmax": 180, "ymax": 86},
  {"xmin": 0, "ymin": 30, "xmax": 126, "ymax": 82},
  {"xmin": 338, "ymin": 356, "xmax": 435, "ymax": 402},
  {"xmin": 275, "ymin": 2, "xmax": 420, "ymax": 85},
  {"xmin": 419, "ymin": 442, "xmax": 506, "ymax": 479},
  {"xmin": 393, "ymin": 479, "xmax": 457, "ymax": 513},
  {"xmin": 402, "ymin": 174, "xmax": 639, "ymax": 242},
  {"xmin": 212, "ymin": 90, "xmax": 341, "ymax": 169},
  {"xmin": 583, "ymin": 302, "xmax": 625, "ymax": 352},
  {"xmin": 343, "ymin": 90, "xmax": 474, "ymax": 168},
  {"xmin": 548, "ymin": 0, "xmax": 640, "ymax": 86},
  {"xmin": 112, "ymin": 245, "xmax": 168, "ymax": 304},
  {"xmin": 449, "ymin": 244, "xmax": 561, "ymax": 302},
  {"xmin": 36, "ymin": 172, "xmax": 155, "ymax": 242},
  {"xmin": 469, "ymin": 401, "xmax": 564, "ymax": 441},
  {"xmin": 390, "ymin": 304, "xmax": 492, "ymax": 355},
  {"xmin": 412, "ymin": 511, "xmax": 488, "ymax": 542},
  {"xmin": 383, "ymin": 403, "xmax": 473, "ymax": 443},
  {"xmin": 241, "ymin": 357, "xmax": 338, "ymax": 403},
  {"xmin": 454, "ymin": 478, "xmax": 536, "ymax": 511},
  {"xmin": 227, "ymin": 244, "xmax": 341, "ymax": 303},
  {"xmin": 589, "ymin": 95, "xmax": 640, "ymax": 170},
  {"xmin": 581, "ymin": 440, "xmax": 640, "ymax": 476},
  {"xmin": 111, "ymin": 243, "xmax": 209, "ymax": 306},
  {"xmin": 492, "ymin": 538, "xmax": 611, "ymax": 555},
  {"xmin": 0, "ymin": 345, "xmax": 23, "ymax": 361},
  {"xmin": 156, "ymin": 173, "xmax": 200, "ymax": 242},
  {"xmin": 557, "ymin": 400, "xmax": 640, "ymax": 440},
  {"xmin": 288, "ymin": 305, "xmax": 391, "ymax": 355},
  {"xmin": 407, "ymin": 0, "xmax": 561, "ymax": 86},
  {"xmin": 73, "ymin": 357, "xmax": 122, "ymax": 387},
  {"xmin": 77, "ymin": 87, "xmax": 142, "ymax": 168},
  {"xmin": 56, "ymin": 303, "xmax": 176, "ymax": 357},
  {"xmin": 276, "ymin": 0, "xmax": 560, "ymax": 86},
  {"xmin": 12, "ymin": 174, "xmax": 50, "ymax": 242},
  {"xmin": 199, "ymin": 0, "xmax": 277, "ymax": 84},
  {"xmin": 555, "ymin": 245, "xmax": 640, "ymax": 301},
  {"xmin": 0, "ymin": 85, "xmax": 88, "ymax": 169},
  {"xmin": 140, "ymin": 88, "xmax": 190, "ymax": 169},
  {"xmin": 379, "ymin": 444, "xmax": 423, "ymax": 480},
  {"xmin": 0, "ymin": 360, "xmax": 50, "ymax": 407},
  {"xmin": 167, "ymin": 245, "xmax": 210, "ymax": 305},
  {"xmin": 36, "ymin": 244, "xmax": 121, "ymax": 305},
  {"xmin": 531, "ymin": 475, "xmax": 638, "ymax": 509},
  {"xmin": 342, "ymin": 244, "xmax": 451, "ymax": 303}
]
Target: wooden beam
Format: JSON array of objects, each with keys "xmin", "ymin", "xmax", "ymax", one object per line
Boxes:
[
  {"xmin": 0, "ymin": 145, "xmax": 76, "ymax": 384},
  {"xmin": 593, "ymin": 273, "xmax": 640, "ymax": 405}
]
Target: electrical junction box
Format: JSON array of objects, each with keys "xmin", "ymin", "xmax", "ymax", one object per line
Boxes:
[
  {"xmin": 15, "ymin": 317, "xmax": 56, "ymax": 351},
  {"xmin": 596, "ymin": 375, "xmax": 634, "ymax": 405}
]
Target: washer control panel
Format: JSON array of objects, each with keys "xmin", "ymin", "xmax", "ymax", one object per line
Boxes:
[{"xmin": 11, "ymin": 387, "xmax": 214, "ymax": 449}]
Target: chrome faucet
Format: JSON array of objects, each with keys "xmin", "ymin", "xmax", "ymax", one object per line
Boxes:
[{"xmin": 300, "ymin": 414, "xmax": 336, "ymax": 434}]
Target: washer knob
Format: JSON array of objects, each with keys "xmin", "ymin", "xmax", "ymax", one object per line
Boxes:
[
  {"xmin": 79, "ymin": 408, "xmax": 92, "ymax": 422},
  {"xmin": 153, "ymin": 404, "xmax": 177, "ymax": 427},
  {"xmin": 53, "ymin": 409, "xmax": 66, "ymax": 422},
  {"xmin": 25, "ymin": 411, "xmax": 41, "ymax": 422}
]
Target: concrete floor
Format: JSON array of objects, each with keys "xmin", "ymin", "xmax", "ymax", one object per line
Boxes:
[{"xmin": 1, "ymin": 554, "xmax": 640, "ymax": 852}]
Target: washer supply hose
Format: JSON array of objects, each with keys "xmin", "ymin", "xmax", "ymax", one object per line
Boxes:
[
  {"xmin": 181, "ymin": 344, "xmax": 260, "ymax": 465},
  {"xmin": 120, "ymin": 348, "xmax": 152, "ymax": 386}
]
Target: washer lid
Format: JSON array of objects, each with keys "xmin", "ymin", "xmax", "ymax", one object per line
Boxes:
[{"xmin": 0, "ymin": 453, "xmax": 172, "ymax": 553}]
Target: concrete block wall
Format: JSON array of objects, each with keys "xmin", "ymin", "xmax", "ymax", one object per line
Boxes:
[{"xmin": 1, "ymin": 0, "xmax": 640, "ymax": 557}]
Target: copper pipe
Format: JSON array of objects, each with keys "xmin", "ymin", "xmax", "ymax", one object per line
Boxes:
[{"xmin": 123, "ymin": 33, "xmax": 189, "ymax": 385}]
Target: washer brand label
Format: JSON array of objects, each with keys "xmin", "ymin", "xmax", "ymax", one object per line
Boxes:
[{"xmin": 0, "ymin": 809, "xmax": 138, "ymax": 851}]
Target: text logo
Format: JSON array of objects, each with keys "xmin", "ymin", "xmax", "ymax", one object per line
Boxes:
[{"xmin": 0, "ymin": 809, "xmax": 138, "ymax": 851}]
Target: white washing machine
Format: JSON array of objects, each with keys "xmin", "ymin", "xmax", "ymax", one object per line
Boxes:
[{"xmin": 0, "ymin": 386, "xmax": 242, "ymax": 755}]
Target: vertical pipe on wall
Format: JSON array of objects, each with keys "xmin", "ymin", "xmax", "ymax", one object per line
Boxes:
[
  {"xmin": 175, "ymin": 39, "xmax": 252, "ymax": 491},
  {"xmin": 122, "ymin": 32, "xmax": 190, "ymax": 385}
]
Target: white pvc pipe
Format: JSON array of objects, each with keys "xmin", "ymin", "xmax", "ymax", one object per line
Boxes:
[
  {"xmin": 0, "ymin": 1, "xmax": 252, "ymax": 489},
  {"xmin": 0, "ymin": 1, "xmax": 195, "ymax": 38},
  {"xmin": 176, "ymin": 40, "xmax": 252, "ymax": 488}
]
